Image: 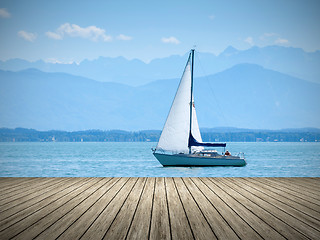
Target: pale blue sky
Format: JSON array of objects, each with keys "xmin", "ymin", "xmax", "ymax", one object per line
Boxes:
[{"xmin": 0, "ymin": 0, "xmax": 319, "ymax": 63}]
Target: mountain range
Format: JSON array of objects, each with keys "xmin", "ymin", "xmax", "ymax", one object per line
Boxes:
[
  {"xmin": 0, "ymin": 46, "xmax": 319, "ymax": 86},
  {"xmin": 1, "ymin": 63, "xmax": 319, "ymax": 131}
]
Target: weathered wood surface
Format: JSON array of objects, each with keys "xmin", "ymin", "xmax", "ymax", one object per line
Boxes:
[{"xmin": 0, "ymin": 177, "xmax": 319, "ymax": 240}]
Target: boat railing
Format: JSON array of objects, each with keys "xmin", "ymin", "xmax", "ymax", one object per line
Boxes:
[
  {"xmin": 235, "ymin": 152, "xmax": 245, "ymax": 159},
  {"xmin": 153, "ymin": 148, "xmax": 187, "ymax": 155}
]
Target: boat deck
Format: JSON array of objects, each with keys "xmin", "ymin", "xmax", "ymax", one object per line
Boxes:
[{"xmin": 0, "ymin": 177, "xmax": 319, "ymax": 239}]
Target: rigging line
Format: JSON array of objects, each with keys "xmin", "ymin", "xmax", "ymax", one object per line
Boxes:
[{"xmin": 195, "ymin": 52, "xmax": 230, "ymax": 128}]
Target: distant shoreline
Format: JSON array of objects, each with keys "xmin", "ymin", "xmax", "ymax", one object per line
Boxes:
[{"xmin": 1, "ymin": 127, "xmax": 319, "ymax": 143}]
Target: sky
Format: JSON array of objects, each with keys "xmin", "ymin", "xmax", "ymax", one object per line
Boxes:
[{"xmin": 0, "ymin": 0, "xmax": 319, "ymax": 63}]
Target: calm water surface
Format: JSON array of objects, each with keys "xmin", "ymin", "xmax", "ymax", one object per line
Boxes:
[{"xmin": 0, "ymin": 142, "xmax": 319, "ymax": 177}]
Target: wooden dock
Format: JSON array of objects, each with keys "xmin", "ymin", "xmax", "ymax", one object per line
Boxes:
[{"xmin": 0, "ymin": 177, "xmax": 319, "ymax": 239}]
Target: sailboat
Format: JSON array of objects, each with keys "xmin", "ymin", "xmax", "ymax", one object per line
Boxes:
[{"xmin": 152, "ymin": 49, "xmax": 246, "ymax": 166}]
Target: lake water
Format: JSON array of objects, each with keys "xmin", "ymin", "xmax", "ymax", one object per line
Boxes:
[{"xmin": 0, "ymin": 142, "xmax": 319, "ymax": 177}]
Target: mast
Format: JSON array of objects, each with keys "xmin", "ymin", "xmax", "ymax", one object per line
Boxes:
[{"xmin": 189, "ymin": 49, "xmax": 195, "ymax": 154}]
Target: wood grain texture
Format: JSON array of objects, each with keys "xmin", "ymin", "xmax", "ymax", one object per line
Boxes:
[
  {"xmin": 149, "ymin": 177, "xmax": 171, "ymax": 240},
  {"xmin": 126, "ymin": 177, "xmax": 155, "ymax": 240},
  {"xmin": 0, "ymin": 177, "xmax": 318, "ymax": 240}
]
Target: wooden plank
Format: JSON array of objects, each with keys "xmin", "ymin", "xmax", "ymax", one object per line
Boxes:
[
  {"xmin": 0, "ymin": 178, "xmax": 55, "ymax": 200},
  {"xmin": 231, "ymin": 178, "xmax": 320, "ymax": 239},
  {"xmin": 0, "ymin": 178, "xmax": 38, "ymax": 193},
  {"xmin": 33, "ymin": 178, "xmax": 119, "ymax": 239},
  {"xmin": 0, "ymin": 177, "xmax": 11, "ymax": 182},
  {"xmin": 205, "ymin": 178, "xmax": 285, "ymax": 239},
  {"xmin": 11, "ymin": 178, "xmax": 108, "ymax": 240},
  {"xmin": 126, "ymin": 177, "xmax": 155, "ymax": 240},
  {"xmin": 288, "ymin": 178, "xmax": 320, "ymax": 190},
  {"xmin": 0, "ymin": 178, "xmax": 58, "ymax": 196},
  {"xmin": 0, "ymin": 178, "xmax": 63, "ymax": 204},
  {"xmin": 262, "ymin": 177, "xmax": 320, "ymax": 198},
  {"xmin": 241, "ymin": 178, "xmax": 320, "ymax": 230},
  {"xmin": 0, "ymin": 178, "xmax": 89, "ymax": 232},
  {"xmin": 165, "ymin": 177, "xmax": 194, "ymax": 240},
  {"xmin": 182, "ymin": 178, "xmax": 239, "ymax": 239},
  {"xmin": 173, "ymin": 177, "xmax": 217, "ymax": 240},
  {"xmin": 149, "ymin": 177, "xmax": 171, "ymax": 240},
  {"xmin": 80, "ymin": 178, "xmax": 138, "ymax": 240},
  {"xmin": 217, "ymin": 178, "xmax": 308, "ymax": 240},
  {"xmin": 0, "ymin": 178, "xmax": 102, "ymax": 239},
  {"xmin": 192, "ymin": 177, "xmax": 263, "ymax": 239},
  {"xmin": 0, "ymin": 178, "xmax": 80, "ymax": 222},
  {"xmin": 245, "ymin": 178, "xmax": 320, "ymax": 218},
  {"xmin": 307, "ymin": 177, "xmax": 320, "ymax": 184},
  {"xmin": 0, "ymin": 178, "xmax": 69, "ymax": 211},
  {"xmin": 57, "ymin": 178, "xmax": 129, "ymax": 240},
  {"xmin": 0, "ymin": 178, "xmax": 36, "ymax": 192},
  {"xmin": 260, "ymin": 178, "xmax": 320, "ymax": 200},
  {"xmin": 103, "ymin": 178, "xmax": 147, "ymax": 239}
]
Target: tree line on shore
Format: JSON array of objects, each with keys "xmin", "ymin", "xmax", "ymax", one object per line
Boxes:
[{"xmin": 0, "ymin": 128, "xmax": 319, "ymax": 142}]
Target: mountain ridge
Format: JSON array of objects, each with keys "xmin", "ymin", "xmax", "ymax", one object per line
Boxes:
[
  {"xmin": 1, "ymin": 45, "xmax": 319, "ymax": 85},
  {"xmin": 1, "ymin": 63, "xmax": 319, "ymax": 131}
]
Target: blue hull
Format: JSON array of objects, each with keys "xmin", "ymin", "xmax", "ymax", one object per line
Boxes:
[{"xmin": 153, "ymin": 153, "xmax": 246, "ymax": 167}]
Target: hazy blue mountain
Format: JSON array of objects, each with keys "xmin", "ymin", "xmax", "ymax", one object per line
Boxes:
[
  {"xmin": 0, "ymin": 46, "xmax": 319, "ymax": 85},
  {"xmin": 218, "ymin": 46, "xmax": 320, "ymax": 83},
  {"xmin": 0, "ymin": 69, "xmax": 134, "ymax": 130},
  {"xmin": 194, "ymin": 64, "xmax": 320, "ymax": 129},
  {"xmin": 1, "ymin": 64, "xmax": 319, "ymax": 131}
]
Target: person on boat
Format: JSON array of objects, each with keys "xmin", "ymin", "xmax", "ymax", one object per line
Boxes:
[{"xmin": 225, "ymin": 150, "xmax": 230, "ymax": 156}]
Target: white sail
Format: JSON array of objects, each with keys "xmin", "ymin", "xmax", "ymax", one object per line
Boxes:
[
  {"xmin": 156, "ymin": 56, "xmax": 202, "ymax": 153},
  {"xmin": 191, "ymin": 101, "xmax": 204, "ymax": 152}
]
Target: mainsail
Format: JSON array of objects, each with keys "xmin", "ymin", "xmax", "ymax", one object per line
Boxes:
[{"xmin": 156, "ymin": 54, "xmax": 203, "ymax": 153}]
